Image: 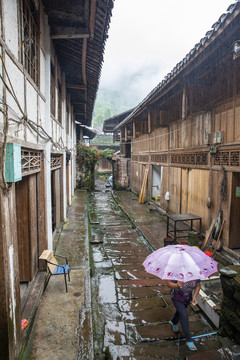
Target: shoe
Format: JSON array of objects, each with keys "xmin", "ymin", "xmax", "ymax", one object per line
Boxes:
[
  {"xmin": 169, "ymin": 320, "xmax": 179, "ymax": 332},
  {"xmin": 186, "ymin": 341, "xmax": 197, "ymax": 351}
]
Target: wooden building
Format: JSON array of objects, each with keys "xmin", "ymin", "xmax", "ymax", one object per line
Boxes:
[
  {"xmin": 91, "ymin": 133, "xmax": 119, "ymax": 173},
  {"xmin": 114, "ymin": 2, "xmax": 240, "ymax": 250},
  {"xmin": 0, "ymin": 0, "xmax": 113, "ymax": 358}
]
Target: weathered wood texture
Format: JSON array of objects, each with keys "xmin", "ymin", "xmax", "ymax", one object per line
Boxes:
[
  {"xmin": 29, "ymin": 175, "xmax": 38, "ymax": 279},
  {"xmin": 16, "ymin": 177, "xmax": 31, "ymax": 282},
  {"xmin": 132, "ymin": 127, "xmax": 168, "ymax": 153},
  {"xmin": 0, "ymin": 188, "xmax": 21, "ymax": 357}
]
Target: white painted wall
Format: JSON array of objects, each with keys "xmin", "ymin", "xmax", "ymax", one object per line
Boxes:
[
  {"xmin": 0, "ymin": 0, "xmax": 77, "ymax": 248},
  {"xmin": 2, "ymin": 0, "xmax": 18, "ymax": 58}
]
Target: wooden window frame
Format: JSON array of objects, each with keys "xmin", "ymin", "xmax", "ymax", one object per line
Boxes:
[{"xmin": 19, "ymin": 0, "xmax": 39, "ymax": 85}]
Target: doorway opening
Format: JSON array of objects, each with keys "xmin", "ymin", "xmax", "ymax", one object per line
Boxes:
[{"xmin": 152, "ymin": 165, "xmax": 162, "ymax": 201}]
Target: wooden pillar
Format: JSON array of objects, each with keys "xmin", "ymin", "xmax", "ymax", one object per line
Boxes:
[
  {"xmin": 0, "ymin": 187, "xmax": 21, "ymax": 359},
  {"xmin": 125, "ymin": 126, "xmax": 128, "ymax": 142},
  {"xmin": 80, "ymin": 127, "xmax": 83, "ymax": 143},
  {"xmin": 148, "ymin": 109, "xmax": 151, "ymax": 133},
  {"xmin": 133, "ymin": 119, "xmax": 136, "ymax": 139},
  {"xmin": 38, "ymin": 158, "xmax": 47, "ymax": 271},
  {"xmin": 120, "ymin": 128, "xmax": 123, "ymax": 143}
]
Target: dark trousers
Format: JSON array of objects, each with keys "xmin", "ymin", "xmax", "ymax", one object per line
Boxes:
[{"xmin": 171, "ymin": 298, "xmax": 192, "ymax": 342}]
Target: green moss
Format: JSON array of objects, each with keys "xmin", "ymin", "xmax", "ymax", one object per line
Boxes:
[{"xmin": 221, "ymin": 276, "xmax": 234, "ymax": 297}]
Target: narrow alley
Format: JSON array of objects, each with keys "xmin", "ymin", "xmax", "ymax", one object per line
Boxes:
[{"xmin": 22, "ymin": 178, "xmax": 240, "ymax": 360}]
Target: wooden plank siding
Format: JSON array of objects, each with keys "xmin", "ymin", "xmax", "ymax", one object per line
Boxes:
[{"xmin": 116, "ymin": 7, "xmax": 240, "ymax": 248}]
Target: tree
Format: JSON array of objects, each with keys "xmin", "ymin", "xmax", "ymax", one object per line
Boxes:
[{"xmin": 76, "ymin": 143, "xmax": 100, "ymax": 190}]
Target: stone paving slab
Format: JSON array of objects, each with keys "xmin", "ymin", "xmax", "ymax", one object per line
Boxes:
[
  {"xmin": 107, "ymin": 332, "xmax": 240, "ymax": 360},
  {"xmin": 112, "ymin": 256, "xmax": 148, "ymax": 265},
  {"xmin": 117, "ymin": 278, "xmax": 164, "ymax": 287},
  {"xmin": 117, "ymin": 285, "xmax": 170, "ymax": 299},
  {"xmin": 113, "ymin": 264, "xmax": 146, "ymax": 272},
  {"xmin": 105, "ymin": 239, "xmax": 143, "ymax": 245},
  {"xmin": 105, "ymin": 248, "xmax": 149, "ymax": 256},
  {"xmin": 104, "ymin": 321, "xmax": 127, "ymax": 349},
  {"xmin": 105, "ymin": 243, "xmax": 149, "ymax": 251},
  {"xmin": 118, "ymin": 296, "xmax": 166, "ymax": 312},
  {"xmin": 115, "ymin": 270, "xmax": 156, "ymax": 280},
  {"xmin": 121, "ymin": 306, "xmax": 174, "ymax": 324},
  {"xmin": 136, "ymin": 315, "xmax": 214, "ymax": 341}
]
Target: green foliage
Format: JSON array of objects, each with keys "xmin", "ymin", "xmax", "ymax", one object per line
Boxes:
[
  {"xmin": 92, "ymin": 87, "xmax": 138, "ymax": 128},
  {"xmin": 100, "ymin": 148, "xmax": 115, "ymax": 162},
  {"xmin": 76, "ymin": 142, "xmax": 100, "ymax": 169}
]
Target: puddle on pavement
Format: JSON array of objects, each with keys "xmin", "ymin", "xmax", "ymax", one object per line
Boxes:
[
  {"xmin": 98, "ymin": 275, "xmax": 117, "ymax": 304},
  {"xmin": 92, "ymin": 246, "xmax": 107, "ymax": 263}
]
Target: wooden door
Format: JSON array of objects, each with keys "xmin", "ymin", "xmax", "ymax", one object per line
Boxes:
[
  {"xmin": 229, "ymin": 173, "xmax": 240, "ymax": 249},
  {"xmin": 16, "ymin": 177, "xmax": 31, "ymax": 282},
  {"xmin": 16, "ymin": 175, "xmax": 38, "ymax": 282}
]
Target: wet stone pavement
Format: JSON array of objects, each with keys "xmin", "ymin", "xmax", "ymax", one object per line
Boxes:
[
  {"xmin": 23, "ymin": 180, "xmax": 240, "ymax": 360},
  {"xmin": 87, "ymin": 184, "xmax": 240, "ymax": 360}
]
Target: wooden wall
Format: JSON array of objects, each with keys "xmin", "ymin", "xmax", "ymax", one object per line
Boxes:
[
  {"xmin": 215, "ymin": 104, "xmax": 240, "ymax": 144},
  {"xmin": 132, "ymin": 127, "xmax": 168, "ymax": 153}
]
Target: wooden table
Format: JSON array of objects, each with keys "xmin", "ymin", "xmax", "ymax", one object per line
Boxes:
[{"xmin": 166, "ymin": 213, "xmax": 202, "ymax": 242}]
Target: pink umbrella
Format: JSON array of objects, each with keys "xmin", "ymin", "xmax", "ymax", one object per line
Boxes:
[{"xmin": 143, "ymin": 244, "xmax": 218, "ymax": 282}]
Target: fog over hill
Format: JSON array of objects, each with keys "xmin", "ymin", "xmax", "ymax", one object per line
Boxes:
[{"xmin": 93, "ymin": 63, "xmax": 161, "ymax": 128}]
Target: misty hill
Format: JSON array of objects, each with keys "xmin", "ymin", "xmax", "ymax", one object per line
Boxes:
[{"xmin": 92, "ymin": 87, "xmax": 142, "ymax": 128}]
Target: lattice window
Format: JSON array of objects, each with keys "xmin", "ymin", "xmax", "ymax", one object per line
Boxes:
[
  {"xmin": 19, "ymin": 0, "xmax": 39, "ymax": 84},
  {"xmin": 151, "ymin": 153, "xmax": 168, "ymax": 163},
  {"xmin": 213, "ymin": 151, "xmax": 229, "ymax": 166},
  {"xmin": 221, "ymin": 152, "xmax": 230, "ymax": 166},
  {"xmin": 213, "ymin": 150, "xmax": 240, "ymax": 167},
  {"xmin": 138, "ymin": 155, "xmax": 149, "ymax": 163},
  {"xmin": 21, "ymin": 149, "xmax": 41, "ymax": 175},
  {"xmin": 171, "ymin": 152, "xmax": 208, "ymax": 166},
  {"xmin": 214, "ymin": 152, "xmax": 221, "ymax": 165},
  {"xmin": 230, "ymin": 151, "xmax": 240, "ymax": 166},
  {"xmin": 51, "ymin": 154, "xmax": 61, "ymax": 170}
]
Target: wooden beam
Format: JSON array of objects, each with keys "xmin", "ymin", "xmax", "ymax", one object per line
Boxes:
[
  {"xmin": 82, "ymin": 38, "xmax": 87, "ymax": 86},
  {"xmin": 50, "ymin": 26, "xmax": 89, "ymax": 39},
  {"xmin": 75, "ymin": 112, "xmax": 86, "ymax": 115},
  {"xmin": 72, "ymin": 101, "xmax": 87, "ymax": 105},
  {"xmin": 90, "ymin": 0, "xmax": 97, "ymax": 39},
  {"xmin": 67, "ymin": 83, "xmax": 87, "ymax": 90}
]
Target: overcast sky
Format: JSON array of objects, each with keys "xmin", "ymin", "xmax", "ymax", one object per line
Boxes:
[{"xmin": 99, "ymin": 0, "xmax": 235, "ymax": 101}]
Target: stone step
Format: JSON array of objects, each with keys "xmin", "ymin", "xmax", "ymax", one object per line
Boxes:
[{"xmin": 105, "ymin": 334, "xmax": 240, "ymax": 360}]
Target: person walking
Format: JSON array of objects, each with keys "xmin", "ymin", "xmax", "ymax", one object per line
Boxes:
[{"xmin": 167, "ymin": 279, "xmax": 201, "ymax": 351}]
